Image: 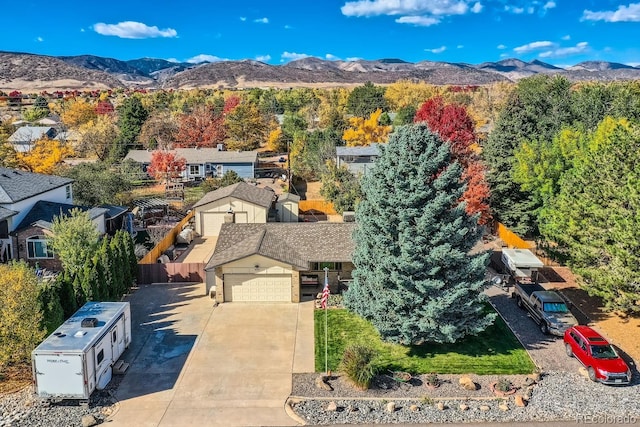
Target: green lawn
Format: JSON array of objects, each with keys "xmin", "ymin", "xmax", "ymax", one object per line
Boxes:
[{"xmin": 314, "ymin": 308, "xmax": 536, "ymax": 375}]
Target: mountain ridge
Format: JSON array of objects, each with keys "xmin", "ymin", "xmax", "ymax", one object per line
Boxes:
[{"xmin": 1, "ymin": 51, "xmax": 639, "ymax": 92}]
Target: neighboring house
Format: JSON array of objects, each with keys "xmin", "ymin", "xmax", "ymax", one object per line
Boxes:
[
  {"xmin": 275, "ymin": 193, "xmax": 300, "ymax": 223},
  {"xmin": 7, "ymin": 126, "xmax": 57, "ymax": 152},
  {"xmin": 205, "ymin": 222, "xmax": 356, "ymax": 303},
  {"xmin": 0, "ymin": 167, "xmax": 74, "ymax": 262},
  {"xmin": 124, "ymin": 148, "xmax": 258, "ymax": 181},
  {"xmin": 336, "ymin": 143, "xmax": 381, "ymax": 176},
  {"xmin": 13, "ymin": 201, "xmax": 107, "ymax": 271},
  {"xmin": 100, "ymin": 205, "xmax": 133, "ymax": 236},
  {"xmin": 193, "ymin": 182, "xmax": 275, "ymax": 237}
]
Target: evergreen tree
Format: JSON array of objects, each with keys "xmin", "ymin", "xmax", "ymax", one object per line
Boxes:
[
  {"xmin": 344, "ymin": 124, "xmax": 495, "ymax": 344},
  {"xmin": 37, "ymin": 280, "xmax": 64, "ymax": 334},
  {"xmin": 346, "ymin": 82, "xmax": 388, "ymax": 117},
  {"xmin": 57, "ymin": 271, "xmax": 77, "ymax": 318},
  {"xmin": 110, "ymin": 237, "xmax": 125, "ymax": 298},
  {"xmin": 99, "ymin": 238, "xmax": 115, "ymax": 299},
  {"xmin": 112, "ymin": 95, "xmax": 148, "ymax": 160}
]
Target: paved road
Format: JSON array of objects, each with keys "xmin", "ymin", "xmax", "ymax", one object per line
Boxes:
[
  {"xmin": 485, "ymin": 286, "xmax": 583, "ymax": 373},
  {"xmin": 107, "ymin": 283, "xmax": 314, "ymax": 427}
]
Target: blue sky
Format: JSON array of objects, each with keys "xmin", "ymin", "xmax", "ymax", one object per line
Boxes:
[{"xmin": 2, "ymin": 1, "xmax": 640, "ymax": 67}]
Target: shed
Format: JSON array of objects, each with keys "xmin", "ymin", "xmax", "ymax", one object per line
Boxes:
[{"xmin": 275, "ymin": 192, "xmax": 300, "ymax": 223}]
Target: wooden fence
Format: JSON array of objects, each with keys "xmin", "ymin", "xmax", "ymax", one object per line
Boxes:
[
  {"xmin": 496, "ymin": 222, "xmax": 533, "ymax": 249},
  {"xmin": 139, "ymin": 210, "xmax": 194, "ymax": 264},
  {"xmin": 137, "ymin": 262, "xmax": 205, "ymax": 285},
  {"xmin": 298, "ymin": 200, "xmax": 337, "ymax": 215}
]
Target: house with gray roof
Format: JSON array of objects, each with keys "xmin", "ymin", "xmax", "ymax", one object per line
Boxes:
[
  {"xmin": 124, "ymin": 148, "xmax": 258, "ymax": 181},
  {"xmin": 204, "ymin": 222, "xmax": 356, "ymax": 303},
  {"xmin": 0, "ymin": 167, "xmax": 74, "ymax": 263},
  {"xmin": 336, "ymin": 143, "xmax": 381, "ymax": 176},
  {"xmin": 8, "ymin": 126, "xmax": 57, "ymax": 152},
  {"xmin": 193, "ymin": 182, "xmax": 295, "ymax": 237},
  {"xmin": 12, "ymin": 201, "xmax": 108, "ymax": 271}
]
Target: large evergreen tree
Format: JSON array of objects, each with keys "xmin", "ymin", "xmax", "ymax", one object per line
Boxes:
[{"xmin": 344, "ymin": 124, "xmax": 495, "ymax": 344}]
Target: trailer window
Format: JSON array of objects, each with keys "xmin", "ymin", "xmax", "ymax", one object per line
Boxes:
[
  {"xmin": 97, "ymin": 349, "xmax": 104, "ymax": 365},
  {"xmin": 112, "ymin": 330, "xmax": 117, "ymax": 343}
]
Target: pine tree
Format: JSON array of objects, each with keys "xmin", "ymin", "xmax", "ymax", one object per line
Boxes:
[
  {"xmin": 99, "ymin": 238, "xmax": 114, "ymax": 299},
  {"xmin": 344, "ymin": 124, "xmax": 495, "ymax": 344},
  {"xmin": 110, "ymin": 237, "xmax": 125, "ymax": 298}
]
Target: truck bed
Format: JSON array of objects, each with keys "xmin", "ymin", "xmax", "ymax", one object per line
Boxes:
[{"xmin": 514, "ymin": 282, "xmax": 546, "ymax": 297}]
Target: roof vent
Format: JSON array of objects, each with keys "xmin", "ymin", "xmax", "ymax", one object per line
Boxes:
[
  {"xmin": 81, "ymin": 317, "xmax": 98, "ymax": 328},
  {"xmin": 74, "ymin": 330, "xmax": 87, "ymax": 337}
]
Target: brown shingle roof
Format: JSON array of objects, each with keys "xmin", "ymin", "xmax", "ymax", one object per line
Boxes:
[
  {"xmin": 193, "ymin": 182, "xmax": 275, "ymax": 209},
  {"xmin": 205, "ymin": 222, "xmax": 356, "ymax": 270}
]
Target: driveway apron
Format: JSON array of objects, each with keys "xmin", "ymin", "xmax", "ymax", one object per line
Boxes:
[{"xmin": 108, "ymin": 284, "xmax": 302, "ymax": 427}]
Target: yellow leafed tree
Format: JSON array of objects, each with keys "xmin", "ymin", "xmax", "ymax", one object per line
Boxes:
[
  {"xmin": 61, "ymin": 99, "xmax": 97, "ymax": 128},
  {"xmin": 384, "ymin": 80, "xmax": 442, "ymax": 110},
  {"xmin": 342, "ymin": 109, "xmax": 392, "ymax": 147},
  {"xmin": 0, "ymin": 262, "xmax": 46, "ymax": 369},
  {"xmin": 17, "ymin": 139, "xmax": 74, "ymax": 174},
  {"xmin": 266, "ymin": 128, "xmax": 287, "ymax": 152}
]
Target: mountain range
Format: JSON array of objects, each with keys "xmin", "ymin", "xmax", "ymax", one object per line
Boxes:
[{"xmin": 1, "ymin": 51, "xmax": 639, "ymax": 92}]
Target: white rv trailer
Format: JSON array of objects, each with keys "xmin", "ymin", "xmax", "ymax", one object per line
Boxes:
[
  {"xmin": 501, "ymin": 248, "xmax": 544, "ymax": 284},
  {"xmin": 31, "ymin": 301, "xmax": 131, "ymax": 400}
]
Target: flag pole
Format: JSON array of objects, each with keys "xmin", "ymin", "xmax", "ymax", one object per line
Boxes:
[{"xmin": 323, "ymin": 266, "xmax": 329, "ymax": 375}]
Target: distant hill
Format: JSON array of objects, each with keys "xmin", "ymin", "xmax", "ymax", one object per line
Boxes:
[{"xmin": 1, "ymin": 51, "xmax": 640, "ymax": 91}]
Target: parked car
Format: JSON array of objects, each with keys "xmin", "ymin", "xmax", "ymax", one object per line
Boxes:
[{"xmin": 563, "ymin": 325, "xmax": 631, "ymax": 385}]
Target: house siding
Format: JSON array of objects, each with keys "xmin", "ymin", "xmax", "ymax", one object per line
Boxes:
[
  {"xmin": 195, "ymin": 197, "xmax": 267, "ymax": 235},
  {"xmin": 1, "ymin": 186, "xmax": 71, "ymax": 233}
]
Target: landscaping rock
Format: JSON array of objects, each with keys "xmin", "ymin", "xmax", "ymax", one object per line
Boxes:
[
  {"xmin": 527, "ymin": 372, "xmax": 541, "ymax": 382},
  {"xmin": 436, "ymin": 402, "xmax": 446, "ymax": 411},
  {"xmin": 81, "ymin": 414, "xmax": 97, "ymax": 427},
  {"xmin": 459, "ymin": 404, "xmax": 469, "ymax": 411},
  {"xmin": 326, "ymin": 401, "xmax": 337, "ymax": 412},
  {"xmin": 315, "ymin": 376, "xmax": 333, "ymax": 391},
  {"xmin": 386, "ymin": 402, "xmax": 396, "ymax": 413},
  {"xmin": 479, "ymin": 405, "xmax": 490, "ymax": 411},
  {"xmin": 458, "ymin": 376, "xmax": 472, "ymax": 385},
  {"xmin": 409, "ymin": 404, "xmax": 420, "ymax": 412},
  {"xmin": 459, "ymin": 377, "xmax": 478, "ymax": 391},
  {"xmin": 514, "ymin": 395, "xmax": 527, "ymax": 407},
  {"xmin": 578, "ymin": 367, "xmax": 589, "ymax": 379},
  {"xmin": 499, "ymin": 403, "xmax": 509, "ymax": 411}
]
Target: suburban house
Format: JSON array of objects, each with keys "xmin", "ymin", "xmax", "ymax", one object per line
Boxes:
[
  {"xmin": 193, "ymin": 182, "xmax": 300, "ymax": 237},
  {"xmin": 13, "ymin": 201, "xmax": 108, "ymax": 271},
  {"xmin": 124, "ymin": 148, "xmax": 259, "ymax": 181},
  {"xmin": 204, "ymin": 222, "xmax": 356, "ymax": 303},
  {"xmin": 0, "ymin": 167, "xmax": 74, "ymax": 262},
  {"xmin": 336, "ymin": 143, "xmax": 381, "ymax": 176},
  {"xmin": 8, "ymin": 126, "xmax": 57, "ymax": 152}
]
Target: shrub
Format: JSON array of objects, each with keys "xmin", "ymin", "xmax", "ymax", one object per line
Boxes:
[
  {"xmin": 425, "ymin": 372, "xmax": 441, "ymax": 387},
  {"xmin": 340, "ymin": 344, "xmax": 378, "ymax": 390},
  {"xmin": 496, "ymin": 378, "xmax": 513, "ymax": 392}
]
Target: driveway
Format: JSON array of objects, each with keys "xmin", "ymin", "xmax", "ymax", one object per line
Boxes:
[
  {"xmin": 485, "ymin": 285, "xmax": 583, "ymax": 372},
  {"xmin": 108, "ymin": 283, "xmax": 313, "ymax": 426}
]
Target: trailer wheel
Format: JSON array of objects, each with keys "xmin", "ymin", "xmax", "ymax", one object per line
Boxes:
[
  {"xmin": 516, "ymin": 296, "xmax": 524, "ymax": 309},
  {"xmin": 540, "ymin": 322, "xmax": 549, "ymax": 335}
]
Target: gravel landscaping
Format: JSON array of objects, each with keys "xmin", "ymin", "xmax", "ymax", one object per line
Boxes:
[
  {"xmin": 0, "ymin": 378, "xmax": 120, "ymax": 427},
  {"xmin": 291, "ymin": 371, "xmax": 640, "ymax": 424}
]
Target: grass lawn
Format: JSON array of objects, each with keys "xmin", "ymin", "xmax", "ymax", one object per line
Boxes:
[{"xmin": 314, "ymin": 308, "xmax": 536, "ymax": 375}]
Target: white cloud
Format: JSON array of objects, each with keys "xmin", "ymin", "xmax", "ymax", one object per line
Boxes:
[
  {"xmin": 346, "ymin": 57, "xmax": 362, "ymax": 61},
  {"xmin": 80, "ymin": 28, "xmax": 85, "ymax": 32},
  {"xmin": 425, "ymin": 46, "xmax": 447, "ymax": 54},
  {"xmin": 167, "ymin": 58, "xmax": 180, "ymax": 63},
  {"xmin": 513, "ymin": 40, "xmax": 554, "ymax": 54},
  {"xmin": 281, "ymin": 52, "xmax": 311, "ymax": 61},
  {"xmin": 561, "ymin": 34, "xmax": 571, "ymax": 40},
  {"xmin": 284, "ymin": 24, "xmax": 293, "ymax": 29},
  {"xmin": 505, "ymin": 5, "xmax": 524, "ymax": 14},
  {"xmin": 254, "ymin": 17, "xmax": 269, "ymax": 24},
  {"xmin": 341, "ymin": 0, "xmax": 483, "ymax": 28},
  {"xmin": 497, "ymin": 44, "xmax": 507, "ymax": 49},
  {"xmin": 326, "ymin": 53, "xmax": 341, "ymax": 60},
  {"xmin": 36, "ymin": 36, "xmax": 43, "ymax": 42},
  {"xmin": 457, "ymin": 44, "xmax": 464, "ymax": 49},
  {"xmin": 626, "ymin": 62, "xmax": 640, "ymax": 67},
  {"xmin": 240, "ymin": 17, "xmax": 247, "ymax": 21},
  {"xmin": 185, "ymin": 54, "xmax": 228, "ymax": 64},
  {"xmin": 396, "ymin": 15, "xmax": 440, "ymax": 25},
  {"xmin": 582, "ymin": 3, "xmax": 640, "ymax": 22},
  {"xmin": 539, "ymin": 42, "xmax": 589, "ymax": 58},
  {"xmin": 543, "ymin": 1, "xmax": 556, "ymax": 10},
  {"xmin": 93, "ymin": 21, "xmax": 177, "ymax": 39},
  {"xmin": 255, "ymin": 55, "xmax": 271, "ymax": 62}
]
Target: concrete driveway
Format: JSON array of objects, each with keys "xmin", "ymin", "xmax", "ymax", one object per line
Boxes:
[{"xmin": 108, "ymin": 282, "xmax": 313, "ymax": 426}]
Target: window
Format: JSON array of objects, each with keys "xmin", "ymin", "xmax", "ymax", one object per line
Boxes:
[
  {"xmin": 112, "ymin": 330, "xmax": 117, "ymax": 343},
  {"xmin": 543, "ymin": 302, "xmax": 569, "ymax": 313},
  {"xmin": 310, "ymin": 262, "xmax": 342, "ymax": 271},
  {"xmin": 26, "ymin": 236, "xmax": 53, "ymax": 259},
  {"xmin": 96, "ymin": 349, "xmax": 104, "ymax": 365},
  {"xmin": 189, "ymin": 165, "xmax": 201, "ymax": 175},
  {"xmin": 65, "ymin": 185, "xmax": 72, "ymax": 199}
]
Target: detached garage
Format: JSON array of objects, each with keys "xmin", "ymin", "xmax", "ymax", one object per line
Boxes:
[{"xmin": 193, "ymin": 182, "xmax": 274, "ymax": 237}]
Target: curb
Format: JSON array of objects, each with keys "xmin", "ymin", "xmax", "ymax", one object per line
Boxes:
[{"xmin": 285, "ymin": 397, "xmax": 308, "ymax": 425}]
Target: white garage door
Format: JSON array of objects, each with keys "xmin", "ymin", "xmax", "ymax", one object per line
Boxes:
[
  {"xmin": 224, "ymin": 274, "xmax": 292, "ymax": 302},
  {"xmin": 201, "ymin": 212, "xmax": 227, "ymax": 236}
]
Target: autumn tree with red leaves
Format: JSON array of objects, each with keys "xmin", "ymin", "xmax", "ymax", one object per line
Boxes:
[
  {"xmin": 174, "ymin": 105, "xmax": 225, "ymax": 148},
  {"xmin": 146, "ymin": 151, "xmax": 186, "ymax": 184},
  {"xmin": 415, "ymin": 97, "xmax": 491, "ymax": 224}
]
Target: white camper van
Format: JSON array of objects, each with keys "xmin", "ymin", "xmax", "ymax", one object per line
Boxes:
[{"xmin": 32, "ymin": 301, "xmax": 131, "ymax": 400}]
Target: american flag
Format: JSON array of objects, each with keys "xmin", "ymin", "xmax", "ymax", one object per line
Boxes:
[{"xmin": 320, "ymin": 277, "xmax": 330, "ymax": 309}]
